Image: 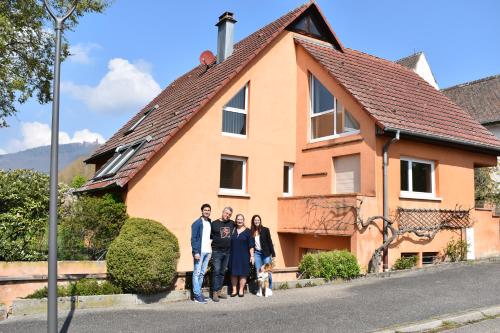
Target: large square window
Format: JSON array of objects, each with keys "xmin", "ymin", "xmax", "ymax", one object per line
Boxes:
[
  {"xmin": 400, "ymin": 157, "xmax": 436, "ymax": 199},
  {"xmin": 222, "ymin": 85, "xmax": 247, "ymax": 136},
  {"xmin": 310, "ymin": 75, "xmax": 359, "ymax": 141},
  {"xmin": 220, "ymin": 156, "xmax": 247, "ymax": 194}
]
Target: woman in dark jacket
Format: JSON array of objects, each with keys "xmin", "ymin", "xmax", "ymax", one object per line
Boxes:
[{"xmin": 250, "ymin": 215, "xmax": 276, "ymax": 290}]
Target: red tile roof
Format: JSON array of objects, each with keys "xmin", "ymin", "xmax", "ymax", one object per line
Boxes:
[
  {"xmin": 295, "ymin": 37, "xmax": 500, "ymax": 151},
  {"xmin": 79, "ymin": 3, "xmax": 312, "ymax": 192},
  {"xmin": 80, "ymin": 3, "xmax": 500, "ymax": 193}
]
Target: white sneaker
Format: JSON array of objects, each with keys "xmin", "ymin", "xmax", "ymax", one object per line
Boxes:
[
  {"xmin": 265, "ymin": 288, "xmax": 272, "ymax": 297},
  {"xmin": 256, "ymin": 290, "xmax": 262, "ymax": 297}
]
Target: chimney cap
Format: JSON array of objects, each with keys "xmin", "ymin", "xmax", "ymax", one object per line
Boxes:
[{"xmin": 216, "ymin": 11, "xmax": 236, "ymax": 26}]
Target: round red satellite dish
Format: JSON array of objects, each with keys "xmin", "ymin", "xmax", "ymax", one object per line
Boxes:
[{"xmin": 199, "ymin": 50, "xmax": 216, "ymax": 66}]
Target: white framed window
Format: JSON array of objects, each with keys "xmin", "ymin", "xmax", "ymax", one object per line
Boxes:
[
  {"xmin": 309, "ymin": 74, "xmax": 359, "ymax": 142},
  {"xmin": 222, "ymin": 84, "xmax": 248, "ymax": 137},
  {"xmin": 283, "ymin": 163, "xmax": 294, "ymax": 196},
  {"xmin": 400, "ymin": 157, "xmax": 436, "ymax": 199},
  {"xmin": 219, "ymin": 155, "xmax": 247, "ymax": 195}
]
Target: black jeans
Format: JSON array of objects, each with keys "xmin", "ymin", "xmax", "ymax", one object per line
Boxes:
[{"xmin": 211, "ymin": 249, "xmax": 230, "ymax": 292}]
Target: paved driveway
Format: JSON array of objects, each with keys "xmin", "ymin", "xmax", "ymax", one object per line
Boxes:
[{"xmin": 1, "ymin": 261, "xmax": 499, "ymax": 333}]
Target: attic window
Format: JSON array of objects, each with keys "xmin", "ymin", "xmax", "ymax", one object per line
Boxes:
[
  {"xmin": 292, "ymin": 15, "xmax": 321, "ymax": 37},
  {"xmin": 124, "ymin": 105, "xmax": 158, "ymax": 135},
  {"xmin": 222, "ymin": 84, "xmax": 248, "ymax": 137},
  {"xmin": 309, "ymin": 74, "xmax": 360, "ymax": 142},
  {"xmin": 93, "ymin": 136, "xmax": 151, "ymax": 180}
]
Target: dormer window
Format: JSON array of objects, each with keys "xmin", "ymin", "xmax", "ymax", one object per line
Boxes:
[
  {"xmin": 309, "ymin": 74, "xmax": 359, "ymax": 142},
  {"xmin": 222, "ymin": 84, "xmax": 248, "ymax": 137},
  {"xmin": 94, "ymin": 136, "xmax": 151, "ymax": 180},
  {"xmin": 124, "ymin": 105, "xmax": 158, "ymax": 135}
]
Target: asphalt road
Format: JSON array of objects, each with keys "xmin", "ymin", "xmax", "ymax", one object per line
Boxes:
[{"xmin": 1, "ymin": 261, "xmax": 499, "ymax": 333}]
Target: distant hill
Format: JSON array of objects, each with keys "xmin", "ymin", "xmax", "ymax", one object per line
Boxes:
[
  {"xmin": 0, "ymin": 142, "xmax": 100, "ymax": 175},
  {"xmin": 58, "ymin": 156, "xmax": 96, "ymax": 184}
]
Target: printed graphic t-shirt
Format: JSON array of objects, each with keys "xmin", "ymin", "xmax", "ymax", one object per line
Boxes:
[{"xmin": 210, "ymin": 219, "xmax": 235, "ymax": 250}]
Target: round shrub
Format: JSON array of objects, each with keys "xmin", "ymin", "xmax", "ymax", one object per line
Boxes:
[
  {"xmin": 299, "ymin": 250, "xmax": 360, "ymax": 280},
  {"xmin": 106, "ymin": 218, "xmax": 179, "ymax": 294}
]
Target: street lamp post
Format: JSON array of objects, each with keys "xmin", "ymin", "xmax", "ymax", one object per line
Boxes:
[{"xmin": 43, "ymin": 1, "xmax": 78, "ymax": 332}]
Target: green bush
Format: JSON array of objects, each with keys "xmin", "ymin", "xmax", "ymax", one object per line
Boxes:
[
  {"xmin": 444, "ymin": 238, "xmax": 468, "ymax": 262},
  {"xmin": 299, "ymin": 250, "xmax": 360, "ymax": 280},
  {"xmin": 24, "ymin": 279, "xmax": 122, "ymax": 299},
  {"xmin": 106, "ymin": 218, "xmax": 180, "ymax": 294},
  {"xmin": 393, "ymin": 255, "xmax": 418, "ymax": 270},
  {"xmin": 0, "ymin": 170, "xmax": 71, "ymax": 261},
  {"xmin": 58, "ymin": 194, "xmax": 128, "ymax": 260}
]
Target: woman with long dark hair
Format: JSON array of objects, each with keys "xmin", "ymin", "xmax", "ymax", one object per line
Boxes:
[{"xmin": 250, "ymin": 215, "xmax": 275, "ymax": 294}]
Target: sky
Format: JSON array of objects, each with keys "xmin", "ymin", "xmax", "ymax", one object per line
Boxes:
[{"xmin": 1, "ymin": 0, "xmax": 499, "ymax": 155}]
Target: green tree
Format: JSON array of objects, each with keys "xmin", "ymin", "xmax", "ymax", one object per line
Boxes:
[
  {"xmin": 0, "ymin": 0, "xmax": 111, "ymax": 127},
  {"xmin": 474, "ymin": 166, "xmax": 500, "ymax": 206},
  {"xmin": 59, "ymin": 194, "xmax": 128, "ymax": 260},
  {"xmin": 70, "ymin": 174, "xmax": 87, "ymax": 188}
]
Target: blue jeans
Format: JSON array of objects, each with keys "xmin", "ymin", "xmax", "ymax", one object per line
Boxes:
[
  {"xmin": 192, "ymin": 252, "xmax": 211, "ymax": 296},
  {"xmin": 211, "ymin": 249, "xmax": 230, "ymax": 292},
  {"xmin": 255, "ymin": 250, "xmax": 273, "ymax": 288}
]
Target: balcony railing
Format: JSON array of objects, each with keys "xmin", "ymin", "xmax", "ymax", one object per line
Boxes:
[{"xmin": 277, "ymin": 194, "xmax": 358, "ymax": 235}]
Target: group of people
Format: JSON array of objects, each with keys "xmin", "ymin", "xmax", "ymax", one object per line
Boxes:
[{"xmin": 190, "ymin": 204, "xmax": 276, "ymax": 304}]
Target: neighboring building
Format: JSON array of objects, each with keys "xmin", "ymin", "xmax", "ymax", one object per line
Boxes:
[
  {"xmin": 442, "ymin": 75, "xmax": 500, "ymax": 139},
  {"xmin": 80, "ymin": 3, "xmax": 500, "ymax": 272},
  {"xmin": 395, "ymin": 51, "xmax": 439, "ymax": 89}
]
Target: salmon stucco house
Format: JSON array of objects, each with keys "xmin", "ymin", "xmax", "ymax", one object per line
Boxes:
[{"xmin": 79, "ymin": 3, "xmax": 500, "ymax": 273}]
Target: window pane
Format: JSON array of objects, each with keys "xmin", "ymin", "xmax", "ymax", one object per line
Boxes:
[
  {"xmin": 225, "ymin": 87, "xmax": 246, "ymax": 110},
  {"xmin": 344, "ymin": 110, "xmax": 360, "ymax": 131},
  {"xmin": 283, "ymin": 165, "xmax": 290, "ymax": 193},
  {"xmin": 311, "ymin": 112, "xmax": 334, "ymax": 139},
  {"xmin": 223, "ymin": 111, "xmax": 246, "ymax": 135},
  {"xmin": 220, "ymin": 159, "xmax": 243, "ymax": 190},
  {"xmin": 400, "ymin": 160, "xmax": 409, "ymax": 191},
  {"xmin": 412, "ymin": 162, "xmax": 432, "ymax": 193},
  {"xmin": 312, "ymin": 77, "xmax": 334, "ymax": 114}
]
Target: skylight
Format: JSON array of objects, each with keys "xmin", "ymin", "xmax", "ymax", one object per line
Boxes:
[
  {"xmin": 124, "ymin": 105, "xmax": 158, "ymax": 135},
  {"xmin": 93, "ymin": 136, "xmax": 152, "ymax": 180}
]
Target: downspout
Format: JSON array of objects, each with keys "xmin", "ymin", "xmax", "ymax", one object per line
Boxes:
[{"xmin": 382, "ymin": 130, "xmax": 400, "ymax": 271}]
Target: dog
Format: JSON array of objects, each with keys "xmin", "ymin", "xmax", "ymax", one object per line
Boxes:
[{"xmin": 256, "ymin": 263, "xmax": 273, "ymax": 297}]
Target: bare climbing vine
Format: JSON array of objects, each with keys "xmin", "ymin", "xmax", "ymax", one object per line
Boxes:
[{"xmin": 303, "ymin": 197, "xmax": 472, "ymax": 273}]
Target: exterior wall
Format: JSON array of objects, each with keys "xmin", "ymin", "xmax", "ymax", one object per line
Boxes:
[
  {"xmin": 126, "ymin": 32, "xmax": 299, "ymax": 271},
  {"xmin": 352, "ymin": 138, "xmax": 500, "ymax": 269},
  {"xmin": 293, "ymin": 43, "xmax": 377, "ymax": 198},
  {"xmin": 485, "ymin": 123, "xmax": 500, "ymax": 139},
  {"xmin": 414, "ymin": 53, "xmax": 439, "ymax": 89},
  {"xmin": 0, "ymin": 261, "xmax": 107, "ymax": 308}
]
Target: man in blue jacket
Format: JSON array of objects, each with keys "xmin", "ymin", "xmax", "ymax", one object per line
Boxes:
[{"xmin": 191, "ymin": 203, "xmax": 212, "ymax": 304}]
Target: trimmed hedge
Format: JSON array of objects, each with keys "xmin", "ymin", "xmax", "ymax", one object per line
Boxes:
[
  {"xmin": 299, "ymin": 250, "xmax": 360, "ymax": 280},
  {"xmin": 25, "ymin": 279, "xmax": 122, "ymax": 299},
  {"xmin": 106, "ymin": 218, "xmax": 179, "ymax": 294}
]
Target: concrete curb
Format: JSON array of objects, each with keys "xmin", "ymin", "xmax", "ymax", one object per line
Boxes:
[
  {"xmin": 7, "ymin": 278, "xmax": 325, "ymax": 318},
  {"xmin": 371, "ymin": 305, "xmax": 500, "ymax": 333},
  {"xmin": 10, "ymin": 290, "xmax": 191, "ymax": 317}
]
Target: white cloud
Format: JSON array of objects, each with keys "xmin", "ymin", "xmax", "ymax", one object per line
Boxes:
[
  {"xmin": 68, "ymin": 42, "xmax": 100, "ymax": 64},
  {"xmin": 0, "ymin": 148, "xmax": 6, "ymax": 155},
  {"xmin": 62, "ymin": 58, "xmax": 161, "ymax": 114},
  {"xmin": 3, "ymin": 122, "xmax": 105, "ymax": 154}
]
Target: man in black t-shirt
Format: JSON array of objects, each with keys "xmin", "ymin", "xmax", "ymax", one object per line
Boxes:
[{"xmin": 210, "ymin": 206, "xmax": 234, "ymax": 302}]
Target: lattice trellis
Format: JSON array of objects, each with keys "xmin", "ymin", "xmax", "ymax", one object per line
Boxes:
[{"xmin": 396, "ymin": 207, "xmax": 472, "ymax": 230}]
